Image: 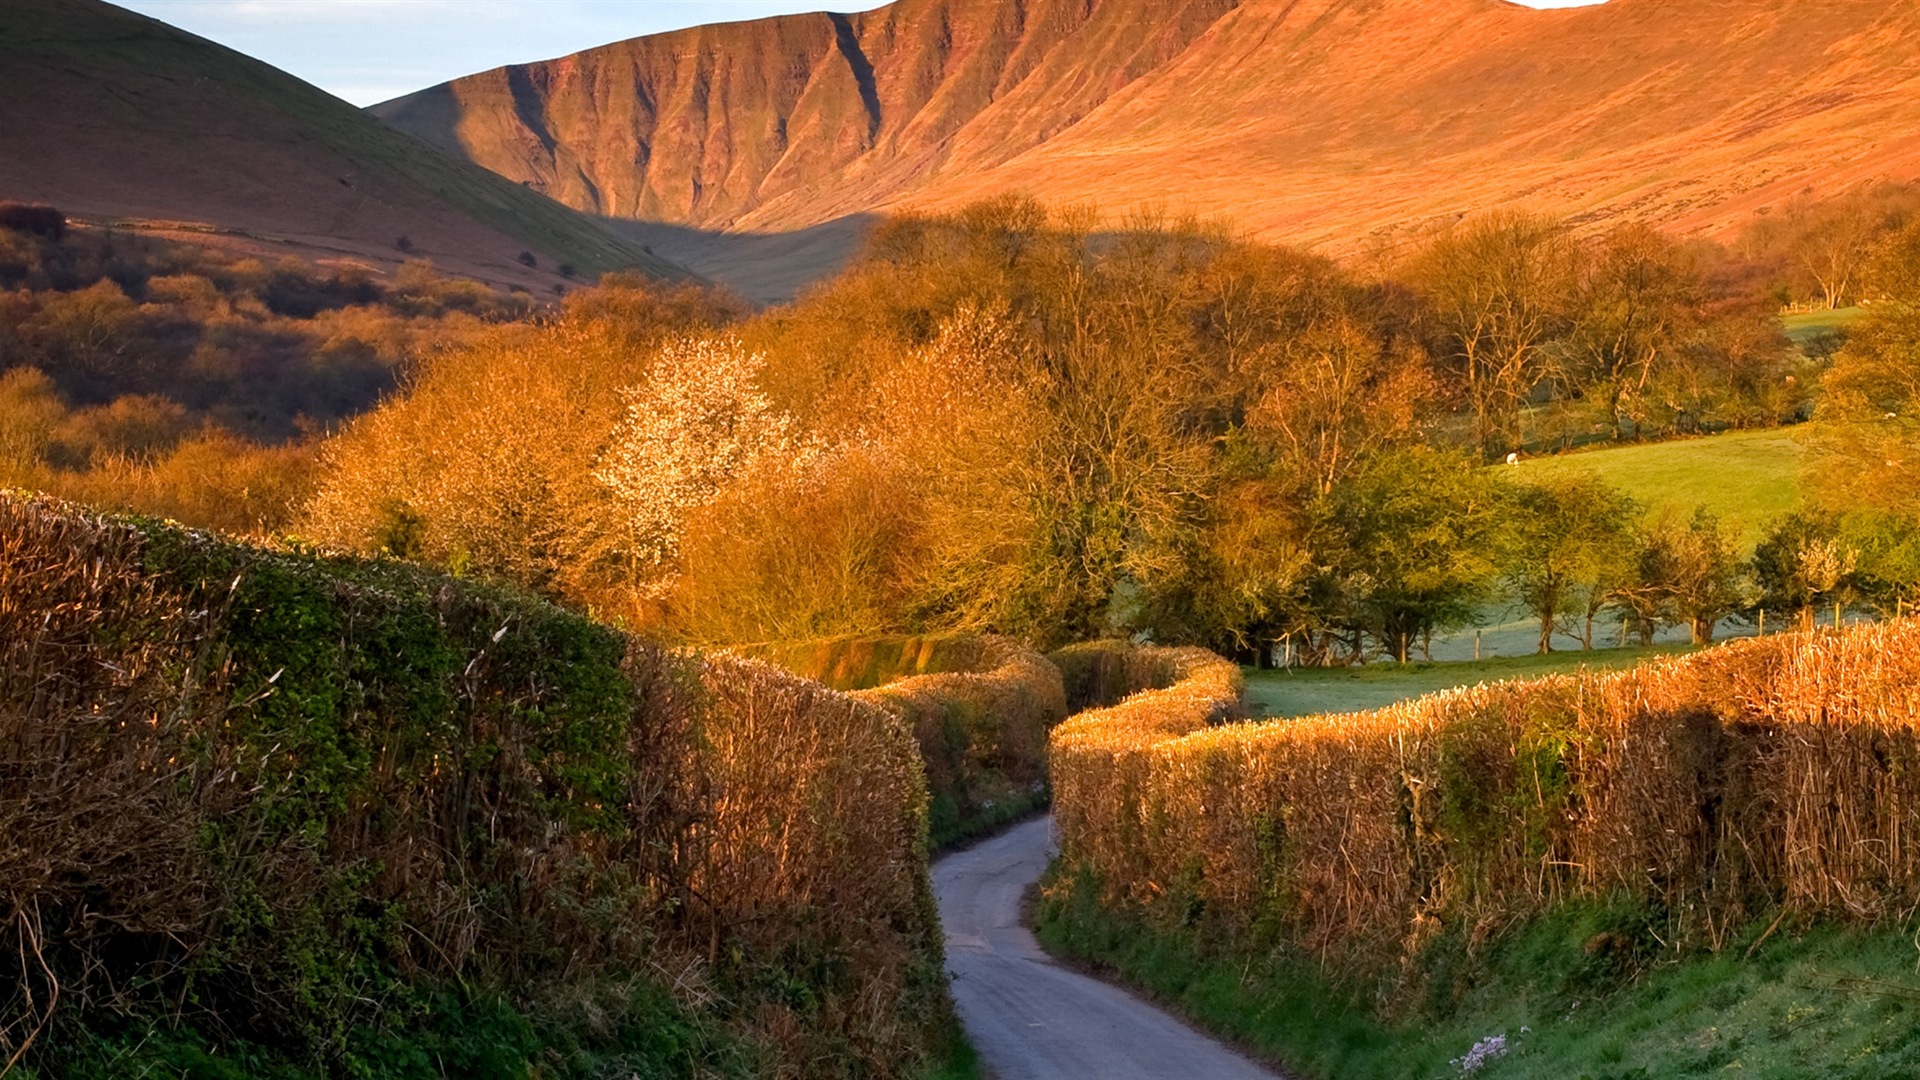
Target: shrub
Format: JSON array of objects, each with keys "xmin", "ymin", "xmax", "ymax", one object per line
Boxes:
[
  {"xmin": 304, "ymin": 321, "xmax": 701, "ymax": 608},
  {"xmin": 1047, "ymin": 640, "xmax": 1202, "ymax": 712},
  {"xmin": 1046, "ymin": 645, "xmax": 1245, "ymax": 896},
  {"xmin": 853, "ymin": 637, "xmax": 1068, "ymax": 848},
  {"xmin": 751, "ymin": 633, "xmax": 1068, "ymax": 850},
  {"xmin": 668, "ymin": 444, "xmax": 921, "ymax": 644},
  {"xmin": 0, "ymin": 202, "xmax": 66, "ymax": 242}
]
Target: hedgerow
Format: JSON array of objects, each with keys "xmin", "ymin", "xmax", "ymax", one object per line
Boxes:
[
  {"xmin": 750, "ymin": 634, "xmax": 1068, "ymax": 849},
  {"xmin": 0, "ymin": 493, "xmax": 942, "ymax": 1078},
  {"xmin": 1048, "ymin": 624, "xmax": 1920, "ymax": 992}
]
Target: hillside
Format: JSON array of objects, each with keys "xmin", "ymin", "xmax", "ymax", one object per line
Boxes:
[
  {"xmin": 0, "ymin": 0, "xmax": 689, "ymax": 289},
  {"xmin": 376, "ymin": 0, "xmax": 1920, "ymax": 292}
]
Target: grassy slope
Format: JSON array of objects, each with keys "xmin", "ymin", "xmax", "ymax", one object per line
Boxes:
[
  {"xmin": 1518, "ymin": 428, "xmax": 1804, "ymax": 548},
  {"xmin": 1037, "ymin": 888, "xmax": 1920, "ymax": 1080},
  {"xmin": 0, "ymin": 0, "xmax": 688, "ymax": 284},
  {"xmin": 1784, "ymin": 306, "xmax": 1868, "ymax": 345},
  {"xmin": 1041, "ymin": 649, "xmax": 1920, "ymax": 1080}
]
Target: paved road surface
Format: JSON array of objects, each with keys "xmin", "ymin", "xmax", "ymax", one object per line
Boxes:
[{"xmin": 933, "ymin": 816, "xmax": 1286, "ymax": 1080}]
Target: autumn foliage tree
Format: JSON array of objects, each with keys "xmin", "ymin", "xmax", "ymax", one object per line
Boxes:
[
  {"xmin": 1812, "ymin": 220, "xmax": 1920, "ymax": 514},
  {"xmin": 296, "ymin": 197, "xmax": 1843, "ymax": 658},
  {"xmin": 303, "ymin": 280, "xmax": 739, "ymax": 611}
]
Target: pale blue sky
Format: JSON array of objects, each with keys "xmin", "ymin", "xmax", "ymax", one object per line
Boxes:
[{"xmin": 114, "ymin": 0, "xmax": 1606, "ymax": 108}]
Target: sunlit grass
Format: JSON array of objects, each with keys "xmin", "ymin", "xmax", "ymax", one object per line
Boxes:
[
  {"xmin": 1783, "ymin": 305, "xmax": 1868, "ymax": 345},
  {"xmin": 1518, "ymin": 427, "xmax": 1804, "ymax": 548},
  {"xmin": 1037, "ymin": 883, "xmax": 1920, "ymax": 1080}
]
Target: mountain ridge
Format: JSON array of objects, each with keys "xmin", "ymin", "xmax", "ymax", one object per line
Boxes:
[
  {"xmin": 375, "ymin": 0, "xmax": 1241, "ymax": 231},
  {"xmin": 375, "ymin": 0, "xmax": 1920, "ymax": 279}
]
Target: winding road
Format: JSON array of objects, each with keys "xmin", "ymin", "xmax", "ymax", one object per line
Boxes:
[{"xmin": 933, "ymin": 816, "xmax": 1285, "ymax": 1080}]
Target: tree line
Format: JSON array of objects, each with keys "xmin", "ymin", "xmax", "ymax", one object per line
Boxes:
[
  {"xmin": 9, "ymin": 190, "xmax": 1920, "ymax": 657},
  {"xmin": 303, "ymin": 196, "xmax": 1920, "ymax": 658}
]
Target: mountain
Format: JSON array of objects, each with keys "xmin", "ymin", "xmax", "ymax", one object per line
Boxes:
[
  {"xmin": 375, "ymin": 0, "xmax": 1920, "ymax": 291},
  {"xmin": 0, "ymin": 0, "xmax": 689, "ymax": 288}
]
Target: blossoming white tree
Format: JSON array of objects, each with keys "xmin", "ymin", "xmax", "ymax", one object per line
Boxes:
[{"xmin": 595, "ymin": 334, "xmax": 812, "ymax": 592}]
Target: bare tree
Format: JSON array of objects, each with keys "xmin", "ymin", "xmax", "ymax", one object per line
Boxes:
[
  {"xmin": 1410, "ymin": 213, "xmax": 1578, "ymax": 458},
  {"xmin": 1567, "ymin": 225, "xmax": 1702, "ymax": 441},
  {"xmin": 1247, "ymin": 317, "xmax": 1433, "ymax": 498},
  {"xmin": 1797, "ymin": 202, "xmax": 1886, "ymax": 311}
]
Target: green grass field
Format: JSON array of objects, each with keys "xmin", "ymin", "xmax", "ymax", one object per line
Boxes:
[
  {"xmin": 1783, "ymin": 306, "xmax": 1868, "ymax": 346},
  {"xmin": 1516, "ymin": 428, "xmax": 1805, "ymax": 548},
  {"xmin": 1243, "ymin": 645, "xmax": 1700, "ymax": 718}
]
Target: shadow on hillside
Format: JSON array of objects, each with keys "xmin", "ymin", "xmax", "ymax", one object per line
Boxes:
[{"xmin": 608, "ymin": 215, "xmax": 879, "ymax": 305}]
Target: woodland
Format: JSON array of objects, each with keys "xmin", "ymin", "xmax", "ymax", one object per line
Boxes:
[{"xmin": 5, "ymin": 189, "xmax": 1915, "ymax": 664}]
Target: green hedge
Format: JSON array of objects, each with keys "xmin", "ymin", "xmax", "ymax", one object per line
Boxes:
[{"xmin": 0, "ymin": 494, "xmax": 942, "ymax": 1078}]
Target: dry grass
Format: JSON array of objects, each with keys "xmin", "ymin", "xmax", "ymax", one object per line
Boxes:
[
  {"xmin": 1050, "ymin": 626, "xmax": 1920, "ymax": 967},
  {"xmin": 0, "ymin": 493, "xmax": 941, "ymax": 1076}
]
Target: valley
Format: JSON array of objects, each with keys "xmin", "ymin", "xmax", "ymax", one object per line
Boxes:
[{"xmin": 6, "ymin": 0, "xmax": 1920, "ymax": 1077}]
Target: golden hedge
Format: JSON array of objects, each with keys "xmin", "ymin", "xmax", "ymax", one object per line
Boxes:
[{"xmin": 1051, "ymin": 627, "xmax": 1920, "ymax": 964}]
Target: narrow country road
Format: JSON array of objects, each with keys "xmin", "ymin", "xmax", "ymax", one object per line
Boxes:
[{"xmin": 934, "ymin": 816, "xmax": 1285, "ymax": 1080}]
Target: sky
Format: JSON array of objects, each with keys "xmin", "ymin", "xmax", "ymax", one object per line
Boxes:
[{"xmin": 115, "ymin": 0, "xmax": 1607, "ymax": 108}]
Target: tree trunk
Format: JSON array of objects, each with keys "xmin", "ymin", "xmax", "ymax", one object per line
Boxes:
[{"xmin": 1384, "ymin": 624, "xmax": 1414, "ymax": 664}]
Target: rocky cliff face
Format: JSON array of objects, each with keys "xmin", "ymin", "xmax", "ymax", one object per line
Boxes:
[
  {"xmin": 374, "ymin": 0, "xmax": 1239, "ymax": 230},
  {"xmin": 376, "ymin": 0, "xmax": 1920, "ymax": 255}
]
